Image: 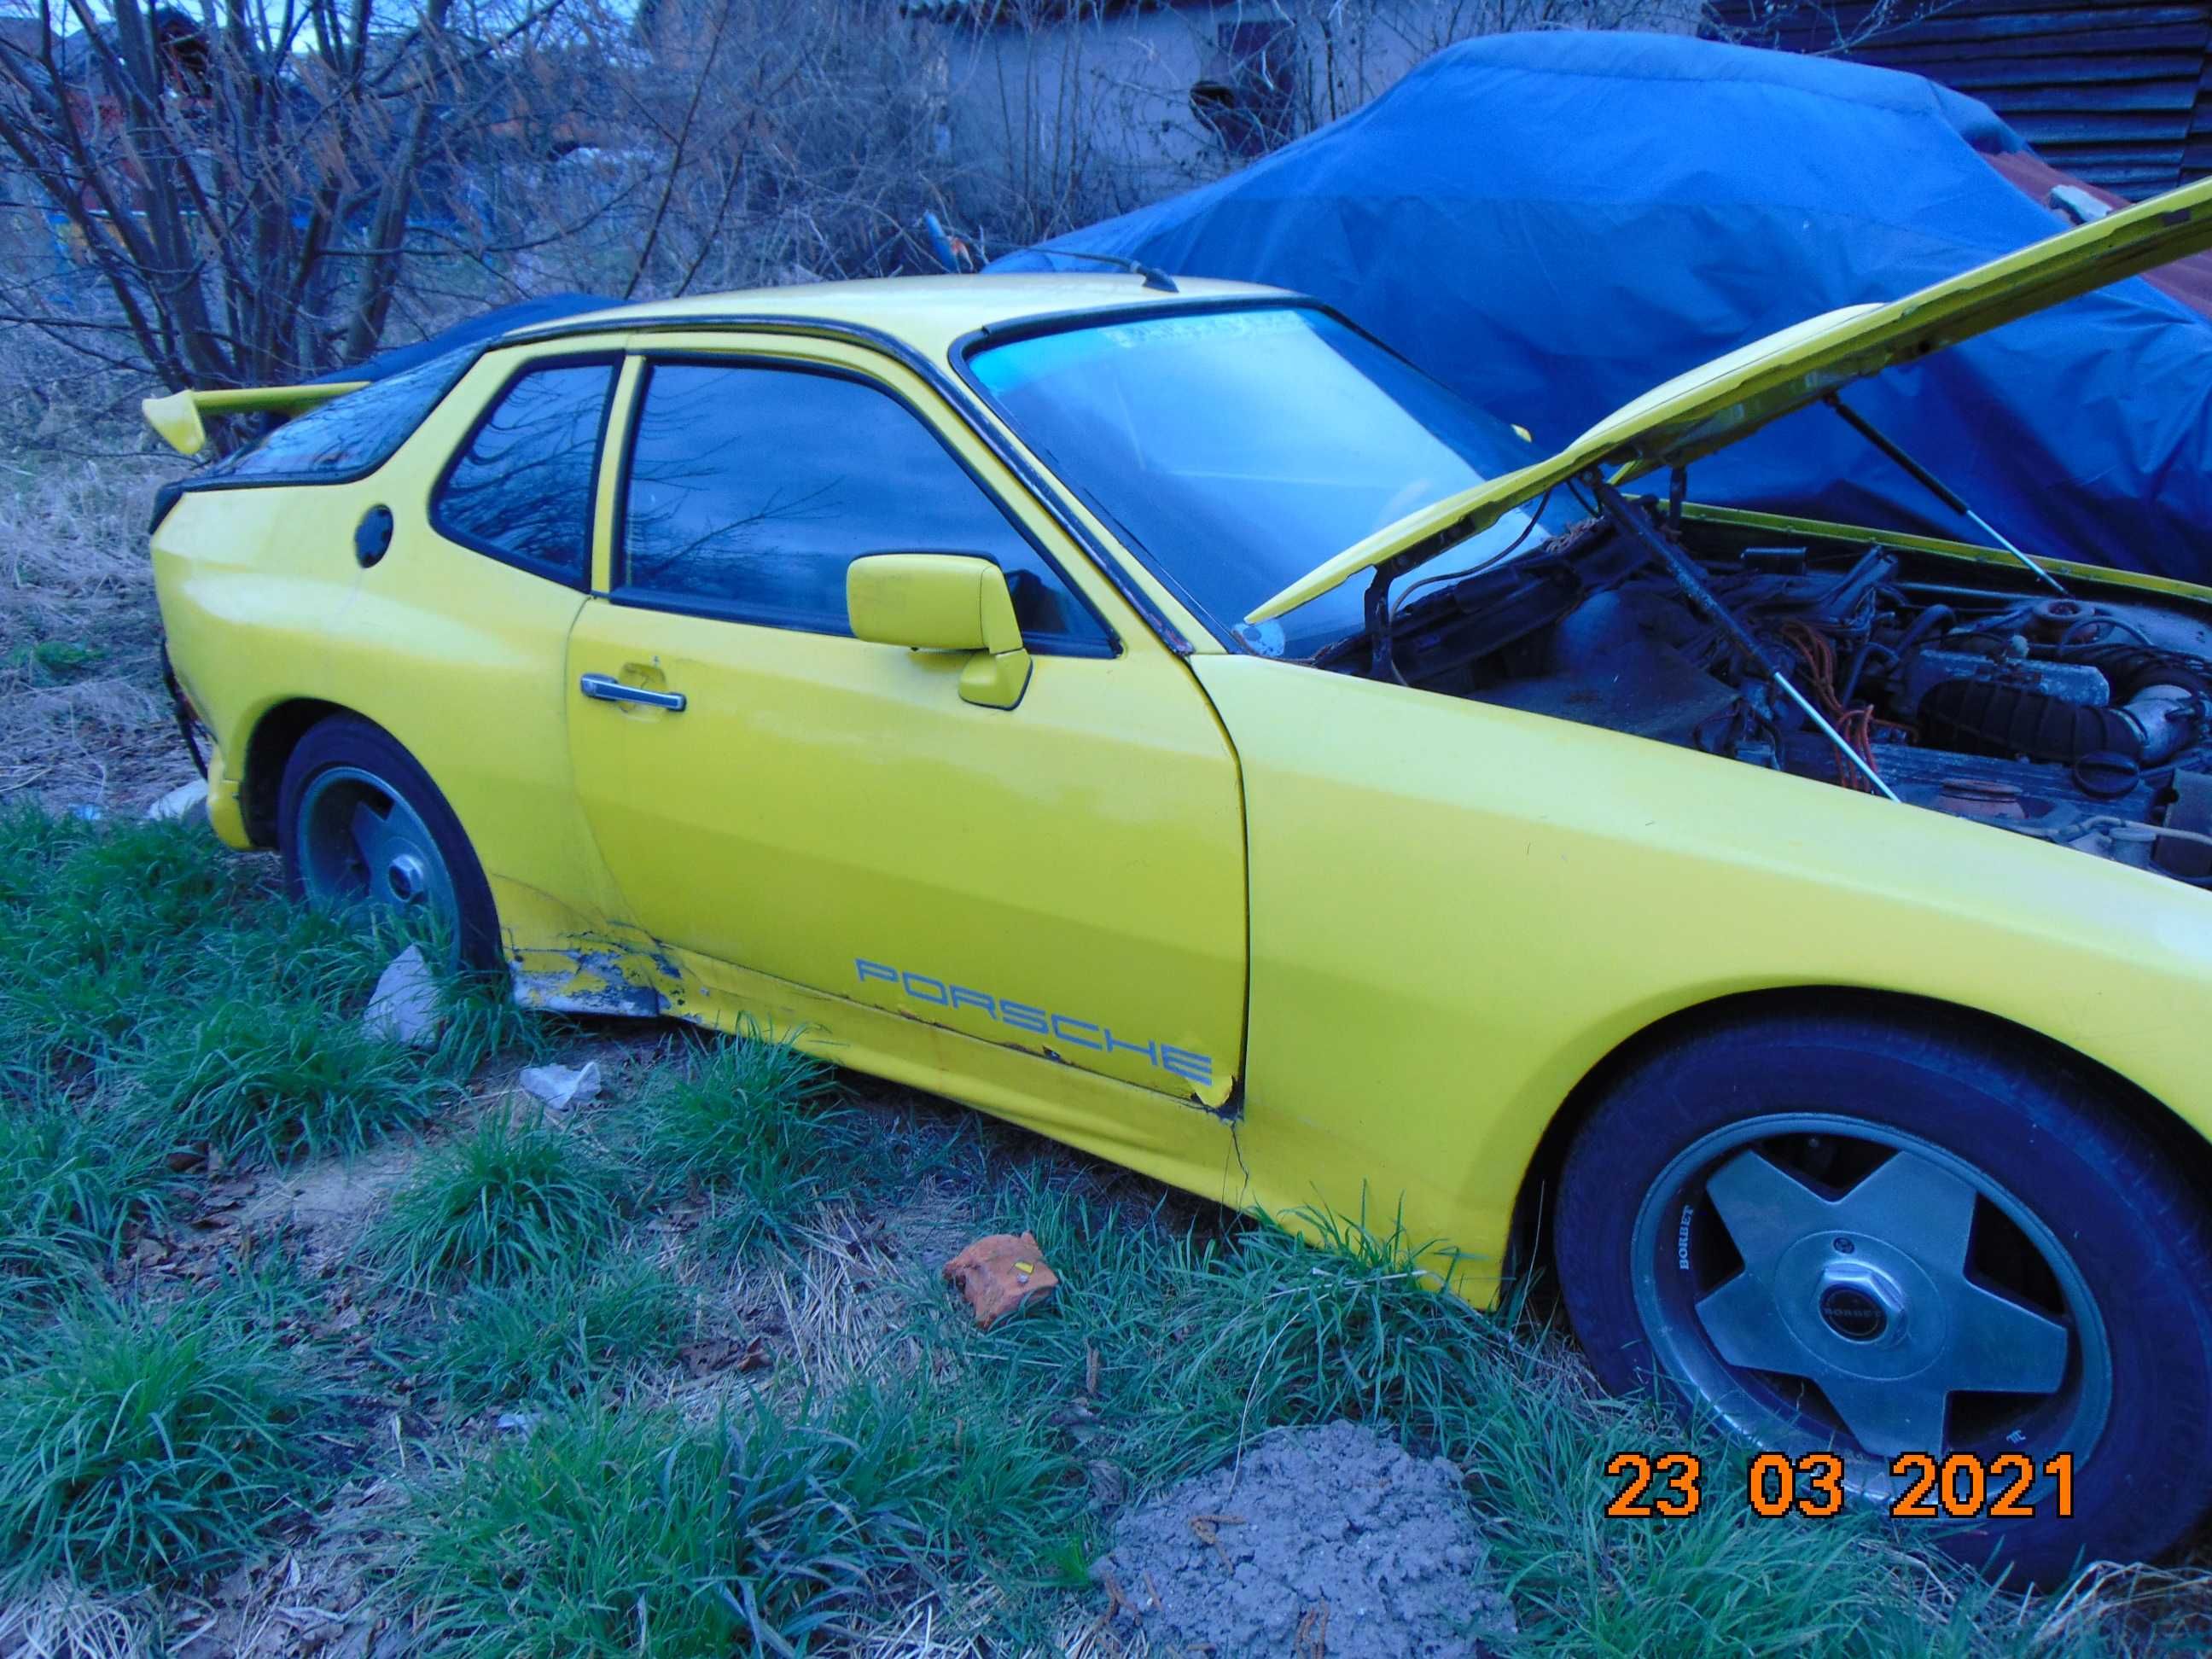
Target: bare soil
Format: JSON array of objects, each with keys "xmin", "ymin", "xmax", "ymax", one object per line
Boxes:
[{"xmin": 1096, "ymin": 1421, "xmax": 1517, "ymax": 1659}]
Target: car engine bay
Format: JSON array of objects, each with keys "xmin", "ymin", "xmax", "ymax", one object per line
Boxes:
[{"xmin": 1319, "ymin": 506, "xmax": 2212, "ymax": 888}]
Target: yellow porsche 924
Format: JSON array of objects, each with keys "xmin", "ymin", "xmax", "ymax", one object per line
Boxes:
[{"xmin": 147, "ymin": 175, "xmax": 2212, "ymax": 1577}]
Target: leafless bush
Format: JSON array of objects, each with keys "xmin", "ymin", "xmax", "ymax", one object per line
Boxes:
[
  {"xmin": 0, "ymin": 0, "xmax": 617, "ymax": 393},
  {"xmin": 0, "ymin": 0, "xmax": 1698, "ymax": 424},
  {"xmin": 0, "ymin": 0, "xmax": 975, "ymax": 419},
  {"xmin": 609, "ymin": 0, "xmax": 964, "ymax": 294},
  {"xmin": 1703, "ymin": 0, "xmax": 1970, "ymax": 55},
  {"xmin": 933, "ymin": 0, "xmax": 1703, "ymax": 253}
]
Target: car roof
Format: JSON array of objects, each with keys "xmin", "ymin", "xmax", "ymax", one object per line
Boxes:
[{"xmin": 505, "ymin": 273, "xmax": 1295, "ymax": 359}]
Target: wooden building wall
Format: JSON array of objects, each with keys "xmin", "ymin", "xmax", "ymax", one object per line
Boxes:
[{"xmin": 1709, "ymin": 0, "xmax": 2212, "ymax": 197}]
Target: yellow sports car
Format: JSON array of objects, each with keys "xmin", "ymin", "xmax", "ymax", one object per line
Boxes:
[{"xmin": 148, "ymin": 176, "xmax": 2212, "ymax": 1576}]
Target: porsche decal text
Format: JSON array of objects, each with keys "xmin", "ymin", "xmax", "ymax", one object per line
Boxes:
[{"xmin": 855, "ymin": 958, "xmax": 1214, "ymax": 1086}]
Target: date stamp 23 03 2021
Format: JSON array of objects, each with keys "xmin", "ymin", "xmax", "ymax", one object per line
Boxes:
[{"xmin": 1603, "ymin": 1450, "xmax": 2075, "ymax": 1522}]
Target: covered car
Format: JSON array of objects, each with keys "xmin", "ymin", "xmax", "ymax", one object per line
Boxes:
[{"xmin": 993, "ymin": 29, "xmax": 2212, "ymax": 585}]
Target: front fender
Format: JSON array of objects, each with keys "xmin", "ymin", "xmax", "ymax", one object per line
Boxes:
[{"xmin": 1190, "ymin": 656, "xmax": 2212, "ymax": 1300}]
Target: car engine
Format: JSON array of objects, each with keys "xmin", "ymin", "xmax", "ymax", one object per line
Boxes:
[{"xmin": 1325, "ymin": 509, "xmax": 2212, "ymax": 888}]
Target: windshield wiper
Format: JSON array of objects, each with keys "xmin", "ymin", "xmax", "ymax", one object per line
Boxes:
[{"xmin": 1318, "ymin": 502, "xmax": 1565, "ymax": 676}]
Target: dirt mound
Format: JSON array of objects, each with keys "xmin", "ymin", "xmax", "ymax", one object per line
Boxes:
[{"xmin": 1094, "ymin": 1420, "xmax": 1516, "ymax": 1657}]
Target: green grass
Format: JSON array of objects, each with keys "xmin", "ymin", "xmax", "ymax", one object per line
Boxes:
[
  {"xmin": 387, "ymin": 1178, "xmax": 2113, "ymax": 1656},
  {"xmin": 10, "ymin": 638, "xmax": 103, "ymax": 682},
  {"xmin": 0, "ymin": 812, "xmax": 263, "ymax": 1093},
  {"xmin": 0, "ymin": 809, "xmax": 2181, "ymax": 1651},
  {"xmin": 0, "ymin": 1104, "xmax": 175, "ymax": 1314},
  {"xmin": 424, "ymin": 1252, "xmax": 695, "ymax": 1408},
  {"xmin": 131, "ymin": 994, "xmax": 442, "ymax": 1165},
  {"xmin": 0, "ymin": 810, "xmax": 522, "ymax": 1170},
  {"xmin": 390, "ymin": 1383, "xmax": 1074, "ymax": 1657},
  {"xmin": 371, "ymin": 1109, "xmax": 626, "ymax": 1288},
  {"xmin": 626, "ymin": 1033, "xmax": 860, "ymax": 1254},
  {"xmin": 0, "ymin": 1290, "xmax": 338, "ymax": 1592},
  {"xmin": 902, "ymin": 1178, "xmax": 2110, "ymax": 1656}
]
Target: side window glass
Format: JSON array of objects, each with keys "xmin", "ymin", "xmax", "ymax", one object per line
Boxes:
[
  {"xmin": 432, "ymin": 360, "xmax": 614, "ymax": 583},
  {"xmin": 619, "ymin": 361, "xmax": 1110, "ymax": 652}
]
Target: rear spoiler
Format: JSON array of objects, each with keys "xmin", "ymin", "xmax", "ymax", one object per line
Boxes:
[{"xmin": 140, "ymin": 381, "xmax": 369, "ymax": 457}]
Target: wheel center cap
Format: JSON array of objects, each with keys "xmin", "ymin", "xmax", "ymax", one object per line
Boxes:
[
  {"xmin": 1771, "ymin": 1235, "xmax": 1939, "ymax": 1377},
  {"xmin": 1819, "ymin": 1284, "xmax": 1889, "ymax": 1342},
  {"xmin": 387, "ymin": 852, "xmax": 428, "ymax": 905},
  {"xmin": 1811, "ymin": 1260, "xmax": 1911, "ymax": 1352}
]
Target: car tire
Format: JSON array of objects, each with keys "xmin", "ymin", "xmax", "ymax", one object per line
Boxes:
[
  {"xmin": 276, "ymin": 713, "xmax": 501, "ymax": 971},
  {"xmin": 1555, "ymin": 1002, "xmax": 2212, "ymax": 1582}
]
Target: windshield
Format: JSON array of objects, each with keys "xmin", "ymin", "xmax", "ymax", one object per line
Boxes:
[{"xmin": 969, "ymin": 306, "xmax": 1575, "ymax": 658}]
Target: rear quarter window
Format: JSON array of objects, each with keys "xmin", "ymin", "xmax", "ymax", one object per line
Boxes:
[
  {"xmin": 201, "ymin": 350, "xmax": 474, "ymax": 485},
  {"xmin": 430, "ymin": 358, "xmax": 614, "ymax": 585}
]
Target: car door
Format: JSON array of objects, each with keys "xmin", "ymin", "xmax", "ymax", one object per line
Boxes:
[{"xmin": 562, "ymin": 334, "xmax": 1247, "ymax": 1108}]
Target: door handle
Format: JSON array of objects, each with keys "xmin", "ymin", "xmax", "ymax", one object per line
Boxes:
[{"xmin": 579, "ymin": 672, "xmax": 687, "ymax": 712}]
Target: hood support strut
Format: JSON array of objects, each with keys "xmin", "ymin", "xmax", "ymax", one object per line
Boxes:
[
  {"xmin": 1824, "ymin": 393, "xmax": 2066, "ymax": 597},
  {"xmin": 1592, "ymin": 473, "xmax": 1903, "ymax": 802}
]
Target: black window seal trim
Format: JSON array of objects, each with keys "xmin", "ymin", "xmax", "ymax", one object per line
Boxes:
[
  {"xmin": 948, "ymin": 295, "xmax": 1408, "ymax": 657},
  {"xmin": 606, "ymin": 351, "xmax": 1120, "ymax": 660},
  {"xmin": 500, "ymin": 310, "xmax": 1200, "ymax": 653},
  {"xmin": 167, "ymin": 346, "xmax": 487, "ymax": 498},
  {"xmin": 426, "ymin": 349, "xmax": 621, "ymax": 594}
]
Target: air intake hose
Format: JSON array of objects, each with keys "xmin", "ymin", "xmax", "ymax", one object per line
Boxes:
[{"xmin": 1917, "ymin": 647, "xmax": 2209, "ymax": 766}]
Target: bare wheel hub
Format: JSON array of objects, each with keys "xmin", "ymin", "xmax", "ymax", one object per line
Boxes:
[
  {"xmin": 385, "ymin": 851, "xmax": 429, "ymax": 905},
  {"xmin": 294, "ymin": 763, "xmax": 460, "ymax": 952}
]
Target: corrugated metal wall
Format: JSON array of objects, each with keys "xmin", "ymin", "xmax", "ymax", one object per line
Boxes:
[{"xmin": 1708, "ymin": 0, "xmax": 2212, "ymax": 198}]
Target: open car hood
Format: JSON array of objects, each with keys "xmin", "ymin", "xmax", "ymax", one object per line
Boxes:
[{"xmin": 1245, "ymin": 172, "xmax": 2212, "ymax": 626}]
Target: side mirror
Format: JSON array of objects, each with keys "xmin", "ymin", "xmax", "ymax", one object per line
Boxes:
[{"xmin": 847, "ymin": 553, "xmax": 1033, "ymax": 710}]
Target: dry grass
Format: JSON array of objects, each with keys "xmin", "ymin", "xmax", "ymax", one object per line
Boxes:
[
  {"xmin": 0, "ymin": 454, "xmax": 195, "ymax": 818},
  {"xmin": 0, "ymin": 1579, "xmax": 151, "ymax": 1659}
]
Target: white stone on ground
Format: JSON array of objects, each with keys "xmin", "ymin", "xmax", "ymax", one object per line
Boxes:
[
  {"xmin": 363, "ymin": 944, "xmax": 443, "ymax": 1048},
  {"xmin": 145, "ymin": 777, "xmax": 209, "ymax": 821}
]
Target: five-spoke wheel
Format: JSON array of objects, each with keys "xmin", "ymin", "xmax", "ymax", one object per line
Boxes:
[
  {"xmin": 1632, "ymin": 1118, "xmax": 2107, "ymax": 1494},
  {"xmin": 1557, "ymin": 1004, "xmax": 2212, "ymax": 1580},
  {"xmin": 294, "ymin": 764, "xmax": 462, "ymax": 936}
]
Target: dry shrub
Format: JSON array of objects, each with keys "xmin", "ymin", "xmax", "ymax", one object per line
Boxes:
[
  {"xmin": 0, "ymin": 443, "xmax": 186, "ymax": 815},
  {"xmin": 0, "ymin": 0, "xmax": 1699, "ymax": 817}
]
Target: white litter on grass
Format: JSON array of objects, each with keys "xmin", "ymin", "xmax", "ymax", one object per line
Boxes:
[
  {"xmin": 145, "ymin": 777, "xmax": 209, "ymax": 821},
  {"xmin": 517, "ymin": 1060, "xmax": 602, "ymax": 1112},
  {"xmin": 364, "ymin": 944, "xmax": 443, "ymax": 1049}
]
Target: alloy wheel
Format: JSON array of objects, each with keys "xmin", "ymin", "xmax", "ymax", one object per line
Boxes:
[{"xmin": 1629, "ymin": 1112, "xmax": 2110, "ymax": 1499}]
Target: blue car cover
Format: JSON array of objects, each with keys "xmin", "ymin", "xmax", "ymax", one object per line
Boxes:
[{"xmin": 992, "ymin": 32, "xmax": 2212, "ymax": 585}]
